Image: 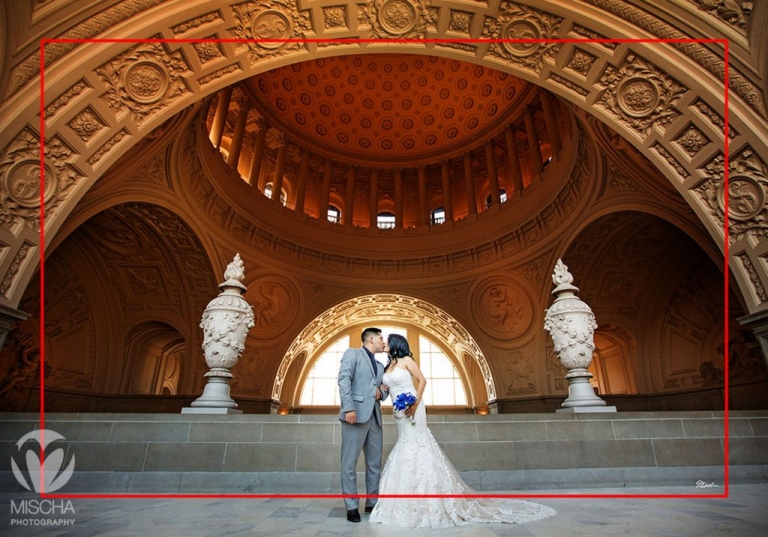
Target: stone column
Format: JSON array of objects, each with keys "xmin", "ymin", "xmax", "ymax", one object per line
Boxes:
[
  {"xmin": 395, "ymin": 168, "xmax": 403, "ymax": 228},
  {"xmin": 294, "ymin": 149, "xmax": 309, "ymax": 213},
  {"xmin": 505, "ymin": 126, "xmax": 524, "ymax": 194},
  {"xmin": 369, "ymin": 168, "xmax": 379, "ymax": 228},
  {"xmin": 485, "ymin": 142, "xmax": 501, "ymax": 207},
  {"xmin": 345, "ymin": 166, "xmax": 355, "ymax": 226},
  {"xmin": 441, "ymin": 160, "xmax": 453, "ymax": 222},
  {"xmin": 250, "ymin": 117, "xmax": 270, "ymax": 189},
  {"xmin": 544, "ymin": 259, "xmax": 616, "ymax": 413},
  {"xmin": 0, "ymin": 304, "xmax": 30, "ymax": 353},
  {"xmin": 418, "ymin": 166, "xmax": 428, "ymax": 226},
  {"xmin": 540, "ymin": 90, "xmax": 561, "ymax": 155},
  {"xmin": 271, "ymin": 134, "xmax": 287, "ymax": 207},
  {"xmin": 210, "ymin": 87, "xmax": 233, "ymax": 149},
  {"xmin": 318, "ymin": 160, "xmax": 332, "ymax": 220},
  {"xmin": 463, "ymin": 153, "xmax": 477, "ymax": 215},
  {"xmin": 524, "ymin": 106, "xmax": 544, "ymax": 176},
  {"xmin": 226, "ymin": 108, "xmax": 248, "ymax": 169}
]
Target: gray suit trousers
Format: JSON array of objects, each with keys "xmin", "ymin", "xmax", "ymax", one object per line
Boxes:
[{"xmin": 340, "ymin": 415, "xmax": 383, "ymax": 511}]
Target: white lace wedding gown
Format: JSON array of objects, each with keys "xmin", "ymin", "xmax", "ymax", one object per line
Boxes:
[{"xmin": 369, "ymin": 366, "xmax": 556, "ymax": 528}]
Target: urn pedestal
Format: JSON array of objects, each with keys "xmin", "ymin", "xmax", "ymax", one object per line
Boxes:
[
  {"xmin": 544, "ymin": 259, "xmax": 616, "ymax": 413},
  {"xmin": 182, "ymin": 254, "xmax": 255, "ymax": 415}
]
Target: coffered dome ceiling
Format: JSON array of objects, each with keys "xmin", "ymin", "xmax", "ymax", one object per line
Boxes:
[{"xmin": 246, "ymin": 54, "xmax": 529, "ymax": 163}]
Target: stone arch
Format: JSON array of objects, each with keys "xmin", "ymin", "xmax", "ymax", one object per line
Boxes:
[
  {"xmin": 273, "ymin": 294, "xmax": 497, "ymax": 407},
  {"xmin": 0, "ymin": 0, "xmax": 766, "ymax": 314},
  {"xmin": 121, "ymin": 321, "xmax": 185, "ymax": 396}
]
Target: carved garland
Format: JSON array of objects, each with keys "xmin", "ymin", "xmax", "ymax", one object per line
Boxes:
[
  {"xmin": 96, "ymin": 42, "xmax": 191, "ymax": 126},
  {"xmin": 695, "ymin": 148, "xmax": 768, "ymax": 241},
  {"xmin": 231, "ymin": 0, "xmax": 312, "ymax": 62},
  {"xmin": 0, "ymin": 129, "xmax": 83, "ymax": 231},
  {"xmin": 482, "ymin": 3, "xmax": 562, "ymax": 74},
  {"xmin": 598, "ymin": 54, "xmax": 687, "ymax": 137}
]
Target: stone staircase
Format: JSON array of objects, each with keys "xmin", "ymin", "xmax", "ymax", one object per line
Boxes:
[{"xmin": 1, "ymin": 411, "xmax": 766, "ymax": 493}]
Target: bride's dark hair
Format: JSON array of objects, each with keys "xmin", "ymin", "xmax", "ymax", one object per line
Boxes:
[{"xmin": 386, "ymin": 333, "xmax": 413, "ymax": 370}]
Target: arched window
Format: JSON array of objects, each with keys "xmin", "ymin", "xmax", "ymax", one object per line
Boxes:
[
  {"xmin": 419, "ymin": 336, "xmax": 467, "ymax": 405},
  {"xmin": 485, "ymin": 188, "xmax": 507, "ymax": 209},
  {"xmin": 327, "ymin": 205, "xmax": 341, "ymax": 224},
  {"xmin": 430, "ymin": 207, "xmax": 445, "ymax": 226},
  {"xmin": 377, "ymin": 211, "xmax": 396, "ymax": 229},
  {"xmin": 297, "ymin": 327, "xmax": 468, "ymax": 407},
  {"xmin": 299, "ymin": 336, "xmax": 349, "ymax": 406},
  {"xmin": 264, "ymin": 182, "xmax": 287, "ymax": 206}
]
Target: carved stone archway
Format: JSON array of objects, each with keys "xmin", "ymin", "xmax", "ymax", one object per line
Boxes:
[
  {"xmin": 1, "ymin": 0, "xmax": 767, "ymax": 333},
  {"xmin": 272, "ymin": 294, "xmax": 497, "ymax": 407}
]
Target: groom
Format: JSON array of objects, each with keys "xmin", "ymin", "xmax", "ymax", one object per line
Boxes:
[{"xmin": 338, "ymin": 327, "xmax": 388, "ymax": 522}]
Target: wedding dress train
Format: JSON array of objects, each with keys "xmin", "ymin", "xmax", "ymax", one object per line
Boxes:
[{"xmin": 369, "ymin": 366, "xmax": 556, "ymax": 528}]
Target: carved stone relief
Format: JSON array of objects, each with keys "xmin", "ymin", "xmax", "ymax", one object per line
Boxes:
[
  {"xmin": 502, "ymin": 348, "xmax": 536, "ymax": 394},
  {"xmin": 689, "ymin": 0, "xmax": 751, "ymax": 31},
  {"xmin": 324, "ymin": 6, "xmax": 347, "ymax": 29},
  {"xmin": 584, "ymin": 0, "xmax": 765, "ymax": 118},
  {"xmin": 193, "ymin": 38, "xmax": 224, "ymax": 63},
  {"xmin": 0, "ymin": 129, "xmax": 83, "ymax": 231},
  {"xmin": 245, "ymin": 275, "xmax": 299, "ymax": 339},
  {"xmin": 359, "ymin": 0, "xmax": 436, "ymax": 39},
  {"xmin": 673, "ymin": 124, "xmax": 710, "ymax": 157},
  {"xmin": 96, "ymin": 42, "xmax": 191, "ymax": 126},
  {"xmin": 172, "ymin": 10, "xmax": 223, "ymax": 34},
  {"xmin": 45, "ymin": 80, "xmax": 89, "ymax": 120},
  {"xmin": 472, "ymin": 277, "xmax": 533, "ymax": 340},
  {"xmin": 598, "ymin": 54, "xmax": 687, "ymax": 137},
  {"xmin": 567, "ymin": 49, "xmax": 596, "ymax": 77},
  {"xmin": 482, "ymin": 3, "xmax": 562, "ymax": 73},
  {"xmin": 231, "ymin": 0, "xmax": 311, "ymax": 61},
  {"xmin": 695, "ymin": 148, "xmax": 768, "ymax": 241},
  {"xmin": 3, "ymin": 0, "xmax": 166, "ymax": 100},
  {"xmin": 68, "ymin": 107, "xmax": 106, "ymax": 142}
]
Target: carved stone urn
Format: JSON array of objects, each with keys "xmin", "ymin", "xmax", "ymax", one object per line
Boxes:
[
  {"xmin": 544, "ymin": 259, "xmax": 615, "ymax": 412},
  {"xmin": 185, "ymin": 254, "xmax": 255, "ymax": 414}
]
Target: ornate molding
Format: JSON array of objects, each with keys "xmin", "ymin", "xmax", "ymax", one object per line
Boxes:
[
  {"xmin": 359, "ymin": 0, "xmax": 436, "ymax": 39},
  {"xmin": 482, "ymin": 3, "xmax": 562, "ymax": 74},
  {"xmin": 172, "ymin": 10, "xmax": 223, "ymax": 34},
  {"xmin": 674, "ymin": 124, "xmax": 710, "ymax": 157},
  {"xmin": 96, "ymin": 42, "xmax": 191, "ymax": 126},
  {"xmin": 69, "ymin": 107, "xmax": 106, "ymax": 142},
  {"xmin": 272, "ymin": 293, "xmax": 497, "ymax": 402},
  {"xmin": 3, "ymin": 0, "xmax": 165, "ymax": 100},
  {"xmin": 231, "ymin": 0, "xmax": 311, "ymax": 62},
  {"xmin": 0, "ymin": 243, "xmax": 32, "ymax": 298},
  {"xmin": 584, "ymin": 0, "xmax": 766, "ymax": 118},
  {"xmin": 598, "ymin": 54, "xmax": 687, "ymax": 137},
  {"xmin": 0, "ymin": 129, "xmax": 83, "ymax": 231},
  {"xmin": 737, "ymin": 253, "xmax": 768, "ymax": 303},
  {"xmin": 696, "ymin": 148, "xmax": 768, "ymax": 241},
  {"xmin": 688, "ymin": 0, "xmax": 751, "ymax": 32},
  {"xmin": 44, "ymin": 80, "xmax": 89, "ymax": 120}
]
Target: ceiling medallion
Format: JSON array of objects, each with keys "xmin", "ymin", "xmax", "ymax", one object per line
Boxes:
[
  {"xmin": 4, "ymin": 159, "xmax": 56, "ymax": 208},
  {"xmin": 501, "ymin": 19, "xmax": 541, "ymax": 57},
  {"xmin": 616, "ymin": 76, "xmax": 660, "ymax": 118},
  {"xmin": 718, "ymin": 175, "xmax": 764, "ymax": 221},
  {"xmin": 379, "ymin": 0, "xmax": 418, "ymax": 35},
  {"xmin": 123, "ymin": 61, "xmax": 169, "ymax": 104},
  {"xmin": 251, "ymin": 9, "xmax": 293, "ymax": 49}
]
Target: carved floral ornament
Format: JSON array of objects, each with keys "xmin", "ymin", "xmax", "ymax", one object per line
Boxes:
[
  {"xmin": 482, "ymin": 3, "xmax": 562, "ymax": 73},
  {"xmin": 598, "ymin": 54, "xmax": 687, "ymax": 136},
  {"xmin": 231, "ymin": 0, "xmax": 311, "ymax": 59},
  {"xmin": 695, "ymin": 148, "xmax": 768, "ymax": 241},
  {"xmin": 0, "ymin": 129, "xmax": 82, "ymax": 231},
  {"xmin": 360, "ymin": 0, "xmax": 436, "ymax": 39},
  {"xmin": 96, "ymin": 42, "xmax": 190, "ymax": 125}
]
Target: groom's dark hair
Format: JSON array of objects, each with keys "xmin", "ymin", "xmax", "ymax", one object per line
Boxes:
[{"xmin": 361, "ymin": 327, "xmax": 382, "ymax": 343}]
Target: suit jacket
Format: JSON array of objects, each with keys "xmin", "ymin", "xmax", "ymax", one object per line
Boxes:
[{"xmin": 338, "ymin": 347, "xmax": 385, "ymax": 423}]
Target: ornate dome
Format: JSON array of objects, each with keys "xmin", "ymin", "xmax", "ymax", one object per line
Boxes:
[{"xmin": 246, "ymin": 54, "xmax": 529, "ymax": 164}]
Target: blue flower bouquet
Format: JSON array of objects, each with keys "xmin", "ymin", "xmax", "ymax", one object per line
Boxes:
[{"xmin": 393, "ymin": 392, "xmax": 417, "ymax": 425}]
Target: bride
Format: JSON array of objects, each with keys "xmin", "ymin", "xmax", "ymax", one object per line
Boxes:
[{"xmin": 369, "ymin": 334, "xmax": 556, "ymax": 528}]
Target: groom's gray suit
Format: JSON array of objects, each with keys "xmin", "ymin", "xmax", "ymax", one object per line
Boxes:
[{"xmin": 338, "ymin": 347, "xmax": 386, "ymax": 511}]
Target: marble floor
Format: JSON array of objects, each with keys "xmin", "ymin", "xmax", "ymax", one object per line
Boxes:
[{"xmin": 1, "ymin": 485, "xmax": 767, "ymax": 537}]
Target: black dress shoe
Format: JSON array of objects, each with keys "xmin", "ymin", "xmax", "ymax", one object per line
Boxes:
[
  {"xmin": 346, "ymin": 508, "xmax": 361, "ymax": 522},
  {"xmin": 364, "ymin": 505, "xmax": 375, "ymax": 514}
]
